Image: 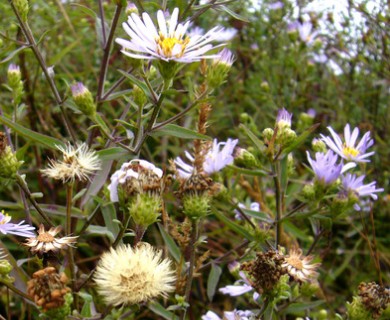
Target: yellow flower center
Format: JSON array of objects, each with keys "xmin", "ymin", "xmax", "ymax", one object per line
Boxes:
[
  {"xmin": 156, "ymin": 34, "xmax": 189, "ymax": 58},
  {"xmin": 0, "ymin": 211, "xmax": 11, "ymax": 225},
  {"xmin": 343, "ymin": 145, "xmax": 359, "ymax": 159},
  {"xmin": 286, "ymin": 256, "xmax": 303, "ymax": 270},
  {"xmin": 37, "ymin": 232, "xmax": 55, "ymax": 242}
]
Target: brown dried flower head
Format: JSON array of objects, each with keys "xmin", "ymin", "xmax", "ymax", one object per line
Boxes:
[
  {"xmin": 281, "ymin": 248, "xmax": 320, "ymax": 282},
  {"xmin": 27, "ymin": 267, "xmax": 71, "ymax": 311},
  {"xmin": 24, "ymin": 224, "xmax": 78, "ymax": 256},
  {"xmin": 241, "ymin": 250, "xmax": 286, "ymax": 294},
  {"xmin": 358, "ymin": 282, "xmax": 390, "ymax": 319}
]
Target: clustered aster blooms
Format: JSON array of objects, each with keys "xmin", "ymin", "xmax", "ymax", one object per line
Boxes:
[
  {"xmin": 116, "ymin": 7, "xmax": 223, "ymax": 62},
  {"xmin": 174, "ymin": 138, "xmax": 238, "ymax": 179},
  {"xmin": 41, "ymin": 143, "xmax": 101, "ymax": 183},
  {"xmin": 0, "ymin": 210, "xmax": 35, "ymax": 238},
  {"xmin": 94, "ymin": 243, "xmax": 176, "ymax": 306},
  {"xmin": 202, "ymin": 309, "xmax": 254, "ymax": 320}
]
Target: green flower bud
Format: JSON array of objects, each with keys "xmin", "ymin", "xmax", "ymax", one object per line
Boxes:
[
  {"xmin": 302, "ymin": 183, "xmax": 315, "ymax": 201},
  {"xmin": 13, "ymin": 0, "xmax": 29, "ymax": 21},
  {"xmin": 157, "ymin": 60, "xmax": 178, "ymax": 82},
  {"xmin": 71, "ymin": 82, "xmax": 96, "ymax": 117},
  {"xmin": 132, "ymin": 84, "xmax": 147, "ymax": 108},
  {"xmin": 0, "ymin": 133, "xmax": 22, "ymax": 179},
  {"xmin": 129, "ymin": 194, "xmax": 161, "ymax": 227},
  {"xmin": 0, "ymin": 260, "xmax": 13, "ymax": 276},
  {"xmin": 260, "ymin": 81, "xmax": 270, "ymax": 92},
  {"xmin": 347, "ymin": 296, "xmax": 373, "ymax": 320},
  {"xmin": 318, "ymin": 309, "xmax": 328, "ymax": 320},
  {"xmin": 262, "ymin": 128, "xmax": 274, "ymax": 142},
  {"xmin": 287, "ymin": 154, "xmax": 295, "ymax": 175},
  {"xmin": 125, "ymin": 2, "xmax": 138, "ymax": 15},
  {"xmin": 42, "ymin": 293, "xmax": 73, "ymax": 320},
  {"xmin": 234, "ymin": 147, "xmax": 258, "ymax": 168},
  {"xmin": 312, "ymin": 138, "xmax": 327, "ymax": 153},
  {"xmin": 7, "ymin": 64, "xmax": 24, "ymax": 106},
  {"xmin": 206, "ymin": 49, "xmax": 234, "ymax": 89},
  {"xmin": 277, "ymin": 128, "xmax": 297, "ymax": 147},
  {"xmin": 183, "ymin": 194, "xmax": 210, "ymax": 220}
]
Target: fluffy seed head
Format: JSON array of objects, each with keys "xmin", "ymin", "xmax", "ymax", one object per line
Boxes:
[{"xmin": 94, "ymin": 243, "xmax": 176, "ymax": 306}]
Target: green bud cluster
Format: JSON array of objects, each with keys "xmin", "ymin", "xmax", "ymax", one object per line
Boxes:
[
  {"xmin": 183, "ymin": 194, "xmax": 210, "ymax": 220},
  {"xmin": 128, "ymin": 194, "xmax": 161, "ymax": 228},
  {"xmin": 41, "ymin": 293, "xmax": 73, "ymax": 320},
  {"xmin": 234, "ymin": 148, "xmax": 258, "ymax": 168},
  {"xmin": 206, "ymin": 62, "xmax": 231, "ymax": 89},
  {"xmin": 7, "ymin": 64, "xmax": 24, "ymax": 106},
  {"xmin": 347, "ymin": 296, "xmax": 373, "ymax": 320},
  {"xmin": 297, "ymin": 112, "xmax": 315, "ymax": 130},
  {"xmin": 0, "ymin": 260, "xmax": 13, "ymax": 277},
  {"xmin": 266, "ymin": 274, "xmax": 291, "ymax": 306},
  {"xmin": 132, "ymin": 84, "xmax": 147, "ymax": 108},
  {"xmin": 312, "ymin": 139, "xmax": 327, "ymax": 153},
  {"xmin": 0, "ymin": 145, "xmax": 23, "ymax": 179},
  {"xmin": 13, "ymin": 0, "xmax": 29, "ymax": 21},
  {"xmin": 262, "ymin": 127, "xmax": 297, "ymax": 148}
]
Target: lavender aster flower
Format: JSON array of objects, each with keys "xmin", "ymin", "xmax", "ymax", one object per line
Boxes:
[
  {"xmin": 321, "ymin": 124, "xmax": 375, "ymax": 162},
  {"xmin": 219, "ymin": 271, "xmax": 259, "ymax": 301},
  {"xmin": 174, "ymin": 138, "xmax": 238, "ymax": 179},
  {"xmin": 202, "ymin": 310, "xmax": 254, "ymax": 320},
  {"xmin": 297, "ymin": 21, "xmax": 318, "ymax": 44},
  {"xmin": 341, "ymin": 173, "xmax": 384, "ymax": 210},
  {"xmin": 215, "ymin": 48, "xmax": 235, "ymax": 66},
  {"xmin": 276, "ymin": 108, "xmax": 293, "ymax": 128},
  {"xmin": 116, "ymin": 8, "xmax": 224, "ymax": 62},
  {"xmin": 269, "ymin": 1, "xmax": 284, "ymax": 10},
  {"xmin": 307, "ymin": 150, "xmax": 349, "ymax": 184},
  {"xmin": 0, "ymin": 210, "xmax": 35, "ymax": 238}
]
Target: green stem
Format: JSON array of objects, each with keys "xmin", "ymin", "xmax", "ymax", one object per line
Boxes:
[
  {"xmin": 113, "ymin": 214, "xmax": 131, "ymax": 248},
  {"xmin": 181, "ymin": 220, "xmax": 199, "ymax": 320},
  {"xmin": 16, "ymin": 175, "xmax": 54, "ymax": 227},
  {"xmin": 66, "ymin": 183, "xmax": 76, "ymax": 302},
  {"xmin": 0, "ymin": 280, "xmax": 34, "ymax": 303},
  {"xmin": 272, "ymin": 162, "xmax": 283, "ymax": 246}
]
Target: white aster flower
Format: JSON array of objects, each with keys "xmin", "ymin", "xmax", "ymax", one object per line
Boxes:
[
  {"xmin": 0, "ymin": 210, "xmax": 35, "ymax": 238},
  {"xmin": 41, "ymin": 143, "xmax": 101, "ymax": 183},
  {"xmin": 321, "ymin": 124, "xmax": 375, "ymax": 163},
  {"xmin": 116, "ymin": 7, "xmax": 224, "ymax": 62},
  {"xmin": 94, "ymin": 243, "xmax": 176, "ymax": 306},
  {"xmin": 174, "ymin": 138, "xmax": 238, "ymax": 179},
  {"xmin": 202, "ymin": 310, "xmax": 254, "ymax": 320},
  {"xmin": 281, "ymin": 248, "xmax": 320, "ymax": 282},
  {"xmin": 219, "ymin": 271, "xmax": 259, "ymax": 301}
]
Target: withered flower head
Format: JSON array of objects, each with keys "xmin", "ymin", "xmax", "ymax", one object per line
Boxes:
[
  {"xmin": 281, "ymin": 248, "xmax": 320, "ymax": 282},
  {"xmin": 94, "ymin": 243, "xmax": 176, "ymax": 306},
  {"xmin": 27, "ymin": 267, "xmax": 71, "ymax": 311},
  {"xmin": 24, "ymin": 224, "xmax": 78, "ymax": 256},
  {"xmin": 358, "ymin": 282, "xmax": 390, "ymax": 319},
  {"xmin": 241, "ymin": 250, "xmax": 286, "ymax": 294},
  {"xmin": 41, "ymin": 143, "xmax": 101, "ymax": 183}
]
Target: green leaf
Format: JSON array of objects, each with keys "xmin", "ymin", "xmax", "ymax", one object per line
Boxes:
[
  {"xmin": 70, "ymin": 3, "xmax": 97, "ymax": 17},
  {"xmin": 105, "ymin": 89, "xmax": 133, "ymax": 101},
  {"xmin": 0, "ymin": 46, "xmax": 29, "ymax": 64},
  {"xmin": 240, "ymin": 208, "xmax": 272, "ymax": 223},
  {"xmin": 282, "ymin": 123, "xmax": 320, "ymax": 155},
  {"xmin": 239, "ymin": 123, "xmax": 264, "ymax": 151},
  {"xmin": 229, "ymin": 165, "xmax": 268, "ymax": 176},
  {"xmin": 219, "ymin": 5, "xmax": 250, "ymax": 22},
  {"xmin": 96, "ymin": 147, "xmax": 130, "ymax": 161},
  {"xmin": 101, "ymin": 203, "xmax": 120, "ymax": 243},
  {"xmin": 207, "ymin": 263, "xmax": 222, "ymax": 301},
  {"xmin": 78, "ymin": 292, "xmax": 93, "ymax": 317},
  {"xmin": 283, "ymin": 220, "xmax": 310, "ymax": 241},
  {"xmin": 212, "ymin": 208, "xmax": 254, "ymax": 241},
  {"xmin": 48, "ymin": 39, "xmax": 81, "ymax": 65},
  {"xmin": 0, "ymin": 116, "xmax": 65, "ymax": 150},
  {"xmin": 158, "ymin": 223, "xmax": 181, "ymax": 263},
  {"xmin": 148, "ymin": 301, "xmax": 179, "ymax": 320},
  {"xmin": 151, "ymin": 124, "xmax": 211, "ymax": 140},
  {"xmin": 284, "ymin": 300, "xmax": 325, "ymax": 314}
]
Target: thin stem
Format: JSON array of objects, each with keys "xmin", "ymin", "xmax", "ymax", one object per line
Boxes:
[
  {"xmin": 181, "ymin": 220, "xmax": 199, "ymax": 320},
  {"xmin": 133, "ymin": 225, "xmax": 146, "ymax": 247},
  {"xmin": 98, "ymin": 0, "xmax": 107, "ymax": 46},
  {"xmin": 66, "ymin": 183, "xmax": 76, "ymax": 298},
  {"xmin": 16, "ymin": 175, "xmax": 54, "ymax": 227},
  {"xmin": 113, "ymin": 214, "xmax": 131, "ymax": 248},
  {"xmin": 133, "ymin": 0, "xmax": 145, "ymax": 12},
  {"xmin": 306, "ymin": 229, "xmax": 325, "ymax": 256},
  {"xmin": 258, "ymin": 298, "xmax": 270, "ymax": 318},
  {"xmin": 8, "ymin": 1, "xmax": 76, "ymax": 142},
  {"xmin": 6, "ymin": 288, "xmax": 10, "ymax": 320},
  {"xmin": 101, "ymin": 67, "xmax": 134, "ymax": 101},
  {"xmin": 0, "ymin": 280, "xmax": 34, "ymax": 303},
  {"xmin": 272, "ymin": 162, "xmax": 283, "ymax": 246},
  {"xmin": 97, "ymin": 4, "xmax": 123, "ymax": 102},
  {"xmin": 369, "ymin": 209, "xmax": 382, "ymax": 285},
  {"xmin": 79, "ymin": 203, "xmax": 101, "ymax": 235},
  {"xmin": 181, "ymin": 0, "xmax": 197, "ymax": 19}
]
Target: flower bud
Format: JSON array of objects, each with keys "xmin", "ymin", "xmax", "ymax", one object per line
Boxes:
[
  {"xmin": 260, "ymin": 81, "xmax": 270, "ymax": 92},
  {"xmin": 234, "ymin": 148, "xmax": 258, "ymax": 168},
  {"xmin": 206, "ymin": 49, "xmax": 234, "ymax": 89},
  {"xmin": 347, "ymin": 296, "xmax": 372, "ymax": 320},
  {"xmin": 0, "ymin": 132, "xmax": 23, "ymax": 179},
  {"xmin": 157, "ymin": 60, "xmax": 178, "ymax": 82},
  {"xmin": 8, "ymin": 64, "xmax": 24, "ymax": 105},
  {"xmin": 132, "ymin": 84, "xmax": 147, "ymax": 108},
  {"xmin": 42, "ymin": 293, "xmax": 73, "ymax": 320},
  {"xmin": 13, "ymin": 0, "xmax": 29, "ymax": 21},
  {"xmin": 312, "ymin": 138, "xmax": 327, "ymax": 153},
  {"xmin": 302, "ymin": 184, "xmax": 315, "ymax": 201},
  {"xmin": 125, "ymin": 2, "xmax": 138, "ymax": 15},
  {"xmin": 128, "ymin": 194, "xmax": 161, "ymax": 227},
  {"xmin": 71, "ymin": 82, "xmax": 96, "ymax": 117},
  {"xmin": 0, "ymin": 260, "xmax": 13, "ymax": 276},
  {"xmin": 183, "ymin": 194, "xmax": 210, "ymax": 220},
  {"xmin": 262, "ymin": 128, "xmax": 274, "ymax": 143},
  {"xmin": 277, "ymin": 128, "xmax": 297, "ymax": 146}
]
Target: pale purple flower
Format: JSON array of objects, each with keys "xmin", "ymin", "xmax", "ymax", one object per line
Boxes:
[
  {"xmin": 0, "ymin": 211, "xmax": 35, "ymax": 238},
  {"xmin": 307, "ymin": 108, "xmax": 316, "ymax": 118},
  {"xmin": 307, "ymin": 150, "xmax": 347, "ymax": 184},
  {"xmin": 297, "ymin": 21, "xmax": 318, "ymax": 44},
  {"xmin": 321, "ymin": 124, "xmax": 375, "ymax": 162},
  {"xmin": 8, "ymin": 63, "xmax": 20, "ymax": 73},
  {"xmin": 108, "ymin": 159, "xmax": 163, "ymax": 202},
  {"xmin": 116, "ymin": 8, "xmax": 224, "ymax": 62},
  {"xmin": 235, "ymin": 202, "xmax": 260, "ymax": 220},
  {"xmin": 219, "ymin": 271, "xmax": 259, "ymax": 301},
  {"xmin": 215, "ymin": 48, "xmax": 235, "ymax": 66},
  {"xmin": 276, "ymin": 108, "xmax": 293, "ymax": 127},
  {"xmin": 269, "ymin": 1, "xmax": 284, "ymax": 10},
  {"xmin": 341, "ymin": 173, "xmax": 384, "ymax": 210},
  {"xmin": 175, "ymin": 138, "xmax": 238, "ymax": 179},
  {"xmin": 202, "ymin": 310, "xmax": 254, "ymax": 320},
  {"xmin": 71, "ymin": 82, "xmax": 88, "ymax": 97}
]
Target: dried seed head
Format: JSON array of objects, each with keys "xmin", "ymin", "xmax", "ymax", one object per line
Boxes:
[
  {"xmin": 27, "ymin": 267, "xmax": 71, "ymax": 312},
  {"xmin": 358, "ymin": 282, "xmax": 390, "ymax": 319}
]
